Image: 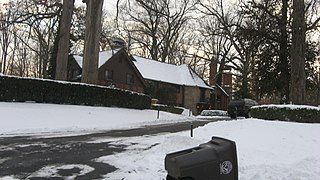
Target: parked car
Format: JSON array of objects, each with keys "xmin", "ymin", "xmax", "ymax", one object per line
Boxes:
[
  {"xmin": 227, "ymin": 99, "xmax": 258, "ymax": 118},
  {"xmin": 199, "ymin": 110, "xmax": 228, "ymax": 117}
]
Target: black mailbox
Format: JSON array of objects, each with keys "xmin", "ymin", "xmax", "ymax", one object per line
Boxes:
[{"xmin": 165, "ymin": 136, "xmax": 238, "ymax": 180}]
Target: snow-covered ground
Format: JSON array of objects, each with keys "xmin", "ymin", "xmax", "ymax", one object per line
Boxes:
[
  {"xmin": 0, "ymin": 102, "xmax": 194, "ymax": 137},
  {"xmin": 1, "ymin": 102, "xmax": 320, "ymax": 180}
]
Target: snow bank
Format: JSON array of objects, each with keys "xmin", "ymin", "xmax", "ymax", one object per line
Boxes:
[
  {"xmin": 95, "ymin": 119, "xmax": 320, "ymax": 180},
  {"xmin": 252, "ymin": 104, "xmax": 320, "ymax": 111}
]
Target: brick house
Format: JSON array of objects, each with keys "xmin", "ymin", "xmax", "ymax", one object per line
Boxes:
[
  {"xmin": 69, "ymin": 49, "xmax": 215, "ymax": 114},
  {"xmin": 68, "ymin": 49, "xmax": 146, "ymax": 93}
]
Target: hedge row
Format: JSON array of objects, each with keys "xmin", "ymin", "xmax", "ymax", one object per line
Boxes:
[
  {"xmin": 151, "ymin": 104, "xmax": 184, "ymax": 114},
  {"xmin": 0, "ymin": 75, "xmax": 151, "ymax": 109},
  {"xmin": 250, "ymin": 104, "xmax": 320, "ymax": 123}
]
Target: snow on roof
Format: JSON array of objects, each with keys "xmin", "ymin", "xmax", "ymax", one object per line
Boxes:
[
  {"xmin": 73, "ymin": 49, "xmax": 119, "ymax": 68},
  {"xmin": 132, "ymin": 56, "xmax": 212, "ymax": 89}
]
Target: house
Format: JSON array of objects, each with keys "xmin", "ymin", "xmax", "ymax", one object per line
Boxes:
[
  {"xmin": 132, "ymin": 55, "xmax": 213, "ymax": 114},
  {"xmin": 68, "ymin": 49, "xmax": 146, "ymax": 93},
  {"xmin": 69, "ymin": 49, "xmax": 216, "ymax": 114}
]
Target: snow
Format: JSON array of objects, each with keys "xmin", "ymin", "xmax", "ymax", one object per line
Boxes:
[
  {"xmin": 27, "ymin": 164, "xmax": 94, "ymax": 179},
  {"xmin": 133, "ymin": 55, "xmax": 212, "ymax": 89},
  {"xmin": 252, "ymin": 104, "xmax": 320, "ymax": 111},
  {"xmin": 1, "ymin": 102, "xmax": 320, "ymax": 179},
  {"xmin": 0, "ymin": 102, "xmax": 193, "ymax": 137},
  {"xmin": 95, "ymin": 119, "xmax": 320, "ymax": 180}
]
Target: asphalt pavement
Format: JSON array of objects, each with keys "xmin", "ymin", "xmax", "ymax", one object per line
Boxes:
[{"xmin": 0, "ymin": 119, "xmax": 219, "ymax": 179}]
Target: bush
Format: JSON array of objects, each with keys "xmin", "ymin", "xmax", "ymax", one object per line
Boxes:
[
  {"xmin": 0, "ymin": 75, "xmax": 151, "ymax": 109},
  {"xmin": 250, "ymin": 104, "xmax": 320, "ymax": 123},
  {"xmin": 151, "ymin": 104, "xmax": 184, "ymax": 114}
]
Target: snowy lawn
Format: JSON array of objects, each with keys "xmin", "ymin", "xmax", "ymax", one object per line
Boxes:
[
  {"xmin": 1, "ymin": 102, "xmax": 320, "ymax": 179},
  {"xmin": 0, "ymin": 102, "xmax": 194, "ymax": 137}
]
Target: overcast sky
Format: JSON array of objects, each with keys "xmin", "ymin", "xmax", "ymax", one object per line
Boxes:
[{"xmin": 0, "ymin": 0, "xmax": 116, "ymax": 11}]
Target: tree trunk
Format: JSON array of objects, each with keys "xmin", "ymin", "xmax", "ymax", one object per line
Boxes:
[
  {"xmin": 290, "ymin": 0, "xmax": 306, "ymax": 104},
  {"xmin": 55, "ymin": 0, "xmax": 74, "ymax": 81},
  {"xmin": 81, "ymin": 0, "xmax": 104, "ymax": 84}
]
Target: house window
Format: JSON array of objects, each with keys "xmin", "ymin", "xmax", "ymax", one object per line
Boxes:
[
  {"xmin": 126, "ymin": 73, "xmax": 134, "ymax": 84},
  {"xmin": 105, "ymin": 70, "xmax": 113, "ymax": 80}
]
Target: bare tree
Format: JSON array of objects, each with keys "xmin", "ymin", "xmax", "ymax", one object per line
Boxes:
[
  {"xmin": 196, "ymin": 15, "xmax": 235, "ymax": 85},
  {"xmin": 0, "ymin": 9, "xmax": 13, "ymax": 74},
  {"xmin": 117, "ymin": 0, "xmax": 196, "ymax": 63},
  {"xmin": 0, "ymin": 0, "xmax": 62, "ymax": 77},
  {"xmin": 198, "ymin": 0, "xmax": 260, "ymax": 98}
]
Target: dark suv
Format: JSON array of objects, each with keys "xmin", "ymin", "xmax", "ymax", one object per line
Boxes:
[{"xmin": 227, "ymin": 99, "xmax": 258, "ymax": 118}]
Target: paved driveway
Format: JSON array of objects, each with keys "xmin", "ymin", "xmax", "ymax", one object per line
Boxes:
[{"xmin": 0, "ymin": 119, "xmax": 218, "ymax": 179}]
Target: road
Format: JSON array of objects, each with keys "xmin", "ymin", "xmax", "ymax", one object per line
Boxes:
[{"xmin": 0, "ymin": 119, "xmax": 218, "ymax": 179}]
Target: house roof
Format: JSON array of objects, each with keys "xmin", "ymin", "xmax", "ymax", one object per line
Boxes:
[
  {"xmin": 132, "ymin": 55, "xmax": 212, "ymax": 89},
  {"xmin": 73, "ymin": 49, "xmax": 119, "ymax": 68},
  {"xmin": 73, "ymin": 50, "xmax": 211, "ymax": 89}
]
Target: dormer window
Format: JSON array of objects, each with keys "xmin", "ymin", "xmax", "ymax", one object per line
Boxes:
[
  {"xmin": 105, "ymin": 70, "xmax": 113, "ymax": 81},
  {"xmin": 126, "ymin": 73, "xmax": 134, "ymax": 84}
]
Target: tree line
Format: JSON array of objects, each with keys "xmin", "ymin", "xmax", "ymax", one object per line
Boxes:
[{"xmin": 0, "ymin": 0, "xmax": 319, "ymax": 105}]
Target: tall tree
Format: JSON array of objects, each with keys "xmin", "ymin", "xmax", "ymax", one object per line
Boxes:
[
  {"xmin": 55, "ymin": 0, "xmax": 74, "ymax": 80},
  {"xmin": 198, "ymin": 0, "xmax": 259, "ymax": 98},
  {"xmin": 47, "ymin": 17, "xmax": 61, "ymax": 79},
  {"xmin": 239, "ymin": 0, "xmax": 290, "ymax": 101},
  {"xmin": 1, "ymin": 0, "xmax": 61, "ymax": 77},
  {"xmin": 290, "ymin": 0, "xmax": 306, "ymax": 104},
  {"xmin": 81, "ymin": 0, "xmax": 104, "ymax": 84},
  {"xmin": 278, "ymin": 0, "xmax": 290, "ymax": 102},
  {"xmin": 0, "ymin": 8, "xmax": 13, "ymax": 74}
]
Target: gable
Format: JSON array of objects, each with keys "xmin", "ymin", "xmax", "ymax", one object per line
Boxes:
[{"xmin": 73, "ymin": 49, "xmax": 146, "ymax": 88}]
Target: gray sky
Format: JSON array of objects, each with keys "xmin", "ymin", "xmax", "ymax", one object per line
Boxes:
[{"xmin": 0, "ymin": 0, "xmax": 116, "ymax": 10}]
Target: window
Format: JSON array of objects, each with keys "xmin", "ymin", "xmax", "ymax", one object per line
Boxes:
[
  {"xmin": 126, "ymin": 74, "xmax": 134, "ymax": 84},
  {"xmin": 105, "ymin": 70, "xmax": 113, "ymax": 80}
]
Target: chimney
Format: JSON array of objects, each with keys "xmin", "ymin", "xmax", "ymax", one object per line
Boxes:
[
  {"xmin": 222, "ymin": 73, "xmax": 232, "ymax": 95},
  {"xmin": 222, "ymin": 73, "xmax": 232, "ymax": 87},
  {"xmin": 209, "ymin": 62, "xmax": 217, "ymax": 86}
]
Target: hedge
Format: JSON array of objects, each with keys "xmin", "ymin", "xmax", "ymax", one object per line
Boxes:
[
  {"xmin": 250, "ymin": 104, "xmax": 320, "ymax": 123},
  {"xmin": 0, "ymin": 74, "xmax": 151, "ymax": 109},
  {"xmin": 151, "ymin": 104, "xmax": 184, "ymax": 114}
]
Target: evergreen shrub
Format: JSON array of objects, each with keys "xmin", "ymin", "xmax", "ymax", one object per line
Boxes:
[
  {"xmin": 250, "ymin": 104, "xmax": 320, "ymax": 123},
  {"xmin": 151, "ymin": 104, "xmax": 184, "ymax": 114},
  {"xmin": 0, "ymin": 75, "xmax": 151, "ymax": 109}
]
